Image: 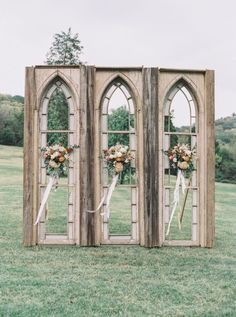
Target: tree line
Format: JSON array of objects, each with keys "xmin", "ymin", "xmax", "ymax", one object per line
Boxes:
[
  {"xmin": 215, "ymin": 115, "xmax": 236, "ymax": 183},
  {"xmin": 0, "ymin": 94, "xmax": 24, "ymax": 146},
  {"xmin": 0, "ymin": 98, "xmax": 235, "ymax": 183}
]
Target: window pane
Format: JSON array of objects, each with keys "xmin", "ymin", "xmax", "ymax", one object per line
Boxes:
[
  {"xmin": 47, "ymin": 132, "xmax": 68, "ymax": 146},
  {"xmin": 48, "ymin": 88, "xmax": 69, "ymax": 130},
  {"xmin": 108, "ymin": 106, "xmax": 129, "ymax": 131},
  {"xmin": 109, "ymin": 187, "xmax": 131, "ymax": 235},
  {"xmin": 45, "ymin": 181, "xmax": 68, "ymax": 234},
  {"xmin": 170, "ymin": 89, "xmax": 191, "ymax": 131},
  {"xmin": 108, "ymin": 133, "xmax": 129, "ymax": 148}
]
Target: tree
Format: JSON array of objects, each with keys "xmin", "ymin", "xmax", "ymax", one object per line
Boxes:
[
  {"xmin": 44, "ymin": 28, "xmax": 84, "ymax": 145},
  {"xmin": 0, "ymin": 94, "xmax": 24, "ymax": 146},
  {"xmin": 47, "ymin": 89, "xmax": 69, "ymax": 145},
  {"xmin": 45, "ymin": 28, "xmax": 84, "ymax": 65},
  {"xmin": 108, "ymin": 106, "xmax": 131, "ymax": 147}
]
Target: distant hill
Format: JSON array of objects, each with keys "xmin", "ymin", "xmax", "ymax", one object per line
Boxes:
[
  {"xmin": 215, "ymin": 114, "xmax": 236, "ymax": 183},
  {"xmin": 215, "ymin": 114, "xmax": 236, "ymax": 145}
]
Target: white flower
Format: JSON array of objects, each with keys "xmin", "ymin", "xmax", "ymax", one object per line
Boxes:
[
  {"xmin": 52, "ymin": 144, "xmax": 59, "ymax": 151},
  {"xmin": 117, "ymin": 152, "xmax": 122, "ymax": 158},
  {"xmin": 51, "ymin": 151, "xmax": 59, "ymax": 159},
  {"xmin": 59, "ymin": 146, "xmax": 65, "ymax": 152},
  {"xmin": 173, "ymin": 158, "xmax": 177, "ymax": 163},
  {"xmin": 49, "ymin": 160, "xmax": 60, "ymax": 168}
]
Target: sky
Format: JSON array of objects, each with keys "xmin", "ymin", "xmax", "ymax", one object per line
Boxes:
[{"xmin": 0, "ymin": 0, "xmax": 236, "ymax": 119}]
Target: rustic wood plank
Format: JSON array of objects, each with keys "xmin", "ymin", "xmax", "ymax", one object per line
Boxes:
[
  {"xmin": 142, "ymin": 68, "xmax": 160, "ymax": 247},
  {"xmin": 79, "ymin": 66, "xmax": 96, "ymax": 246},
  {"xmin": 205, "ymin": 70, "xmax": 215, "ymax": 247},
  {"xmin": 23, "ymin": 67, "xmax": 36, "ymax": 246}
]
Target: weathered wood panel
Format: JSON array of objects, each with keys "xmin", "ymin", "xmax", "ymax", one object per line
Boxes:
[
  {"xmin": 79, "ymin": 66, "xmax": 96, "ymax": 246},
  {"xmin": 205, "ymin": 70, "xmax": 215, "ymax": 247},
  {"xmin": 23, "ymin": 67, "xmax": 36, "ymax": 246},
  {"xmin": 143, "ymin": 68, "xmax": 160, "ymax": 247}
]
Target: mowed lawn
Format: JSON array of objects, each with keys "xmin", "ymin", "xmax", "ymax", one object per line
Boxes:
[{"xmin": 0, "ymin": 145, "xmax": 236, "ymax": 317}]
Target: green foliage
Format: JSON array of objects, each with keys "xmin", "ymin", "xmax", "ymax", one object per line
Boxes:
[
  {"xmin": 215, "ymin": 115, "xmax": 236, "ymax": 183},
  {"xmin": 45, "ymin": 28, "xmax": 83, "ymax": 65},
  {"xmin": 108, "ymin": 106, "xmax": 132, "ymax": 147},
  {"xmin": 0, "ymin": 94, "xmax": 24, "ymax": 146},
  {"xmin": 44, "ymin": 28, "xmax": 83, "ymax": 145},
  {"xmin": 47, "ymin": 89, "xmax": 69, "ymax": 145},
  {"xmin": 0, "ymin": 145, "xmax": 236, "ymax": 316},
  {"xmin": 12, "ymin": 95, "xmax": 24, "ymax": 103},
  {"xmin": 215, "ymin": 144, "xmax": 236, "ymax": 183}
]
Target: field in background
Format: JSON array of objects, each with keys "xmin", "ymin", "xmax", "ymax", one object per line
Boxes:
[{"xmin": 0, "ymin": 145, "xmax": 235, "ymax": 317}]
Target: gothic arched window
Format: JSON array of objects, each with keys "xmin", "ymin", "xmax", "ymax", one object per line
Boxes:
[
  {"xmin": 100, "ymin": 79, "xmax": 138, "ymax": 244},
  {"xmin": 163, "ymin": 81, "xmax": 199, "ymax": 244},
  {"xmin": 38, "ymin": 78, "xmax": 76, "ymax": 243}
]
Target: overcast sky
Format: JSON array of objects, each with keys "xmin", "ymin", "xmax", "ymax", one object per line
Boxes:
[{"xmin": 0, "ymin": 0, "xmax": 236, "ymax": 119}]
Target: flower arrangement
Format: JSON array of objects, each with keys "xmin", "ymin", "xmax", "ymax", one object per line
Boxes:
[
  {"xmin": 42, "ymin": 144, "xmax": 78, "ymax": 177},
  {"xmin": 104, "ymin": 144, "xmax": 134, "ymax": 173},
  {"xmin": 167, "ymin": 143, "xmax": 196, "ymax": 172}
]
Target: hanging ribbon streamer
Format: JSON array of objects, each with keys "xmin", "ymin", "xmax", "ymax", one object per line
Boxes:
[
  {"xmin": 87, "ymin": 174, "xmax": 119, "ymax": 219},
  {"xmin": 166, "ymin": 169, "xmax": 186, "ymax": 236},
  {"xmin": 34, "ymin": 175, "xmax": 58, "ymax": 225}
]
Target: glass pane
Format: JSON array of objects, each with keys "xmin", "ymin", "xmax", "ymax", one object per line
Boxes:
[
  {"xmin": 108, "ymin": 133, "xmax": 129, "ymax": 148},
  {"xmin": 165, "ymin": 188, "xmax": 192, "ymax": 240},
  {"xmin": 169, "ymin": 89, "xmax": 191, "ymax": 131},
  {"xmin": 107, "ymin": 84, "xmax": 131, "ymax": 131},
  {"xmin": 47, "ymin": 132, "xmax": 68, "ymax": 146},
  {"xmin": 109, "ymin": 187, "xmax": 131, "ymax": 235},
  {"xmin": 108, "ymin": 106, "xmax": 129, "ymax": 131},
  {"xmin": 47, "ymin": 88, "xmax": 69, "ymax": 130},
  {"xmin": 45, "ymin": 180, "xmax": 68, "ymax": 234},
  {"xmin": 107, "ymin": 86, "xmax": 127, "ymax": 114}
]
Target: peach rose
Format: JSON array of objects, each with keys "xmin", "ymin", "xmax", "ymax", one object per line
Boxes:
[
  {"xmin": 177, "ymin": 161, "xmax": 189, "ymax": 170},
  {"xmin": 58, "ymin": 156, "xmax": 65, "ymax": 163}
]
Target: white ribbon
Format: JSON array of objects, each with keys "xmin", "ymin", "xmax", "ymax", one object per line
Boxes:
[
  {"xmin": 87, "ymin": 174, "xmax": 119, "ymax": 219},
  {"xmin": 34, "ymin": 176, "xmax": 58, "ymax": 225},
  {"xmin": 166, "ymin": 169, "xmax": 186, "ymax": 236}
]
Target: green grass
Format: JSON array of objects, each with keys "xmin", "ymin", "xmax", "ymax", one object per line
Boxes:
[
  {"xmin": 0, "ymin": 145, "xmax": 236, "ymax": 316},
  {"xmin": 109, "ymin": 187, "xmax": 132, "ymax": 235}
]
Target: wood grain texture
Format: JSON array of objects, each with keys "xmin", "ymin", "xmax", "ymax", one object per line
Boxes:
[
  {"xmin": 142, "ymin": 68, "xmax": 160, "ymax": 247},
  {"xmin": 205, "ymin": 70, "xmax": 215, "ymax": 247},
  {"xmin": 79, "ymin": 65, "xmax": 96, "ymax": 246},
  {"xmin": 23, "ymin": 67, "xmax": 36, "ymax": 246}
]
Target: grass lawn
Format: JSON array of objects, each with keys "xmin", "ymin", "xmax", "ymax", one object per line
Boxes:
[{"xmin": 0, "ymin": 145, "xmax": 236, "ymax": 317}]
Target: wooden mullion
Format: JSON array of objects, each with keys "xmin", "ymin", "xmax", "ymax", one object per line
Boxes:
[
  {"xmin": 23, "ymin": 67, "xmax": 37, "ymax": 246},
  {"xmin": 143, "ymin": 68, "xmax": 160, "ymax": 247}
]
